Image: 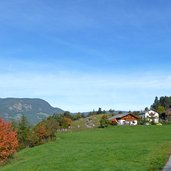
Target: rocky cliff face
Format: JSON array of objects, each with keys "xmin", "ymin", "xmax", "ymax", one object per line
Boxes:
[{"xmin": 0, "ymin": 98, "xmax": 64, "ymax": 124}]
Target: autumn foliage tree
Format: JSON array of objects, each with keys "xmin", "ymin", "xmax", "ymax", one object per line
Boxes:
[
  {"xmin": 34, "ymin": 117, "xmax": 59, "ymax": 144},
  {"xmin": 58, "ymin": 116, "xmax": 72, "ymax": 129},
  {"xmin": 0, "ymin": 118, "xmax": 18, "ymax": 164},
  {"xmin": 46, "ymin": 117, "xmax": 59, "ymax": 140},
  {"xmin": 35, "ymin": 123, "xmax": 48, "ymax": 144}
]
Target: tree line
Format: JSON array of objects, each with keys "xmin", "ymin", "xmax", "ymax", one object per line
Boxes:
[
  {"xmin": 151, "ymin": 96, "xmax": 171, "ymax": 114},
  {"xmin": 0, "ymin": 111, "xmax": 84, "ymax": 164}
]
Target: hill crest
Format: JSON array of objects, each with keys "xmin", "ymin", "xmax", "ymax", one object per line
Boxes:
[{"xmin": 0, "ymin": 98, "xmax": 64, "ymax": 124}]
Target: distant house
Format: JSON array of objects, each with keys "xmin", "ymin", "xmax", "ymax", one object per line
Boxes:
[
  {"xmin": 144, "ymin": 110, "xmax": 159, "ymax": 124},
  {"xmin": 108, "ymin": 113, "xmax": 139, "ymax": 125},
  {"xmin": 138, "ymin": 112, "xmax": 145, "ymax": 119}
]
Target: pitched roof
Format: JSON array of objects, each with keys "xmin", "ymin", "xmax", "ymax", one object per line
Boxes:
[{"xmin": 108, "ymin": 113, "xmax": 139, "ymax": 120}]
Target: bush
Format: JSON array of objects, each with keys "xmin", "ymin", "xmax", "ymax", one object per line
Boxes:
[{"xmin": 99, "ymin": 115, "xmax": 109, "ymax": 128}]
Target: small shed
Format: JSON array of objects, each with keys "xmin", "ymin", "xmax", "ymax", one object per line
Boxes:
[{"xmin": 108, "ymin": 113, "xmax": 139, "ymax": 125}]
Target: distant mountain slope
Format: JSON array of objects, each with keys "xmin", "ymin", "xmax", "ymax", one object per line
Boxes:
[{"xmin": 0, "ymin": 98, "xmax": 64, "ymax": 124}]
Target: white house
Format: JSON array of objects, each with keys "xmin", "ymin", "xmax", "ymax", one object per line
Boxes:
[{"xmin": 145, "ymin": 110, "xmax": 159, "ymax": 124}]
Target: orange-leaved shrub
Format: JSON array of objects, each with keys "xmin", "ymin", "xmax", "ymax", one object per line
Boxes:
[{"xmin": 0, "ymin": 118, "xmax": 18, "ymax": 164}]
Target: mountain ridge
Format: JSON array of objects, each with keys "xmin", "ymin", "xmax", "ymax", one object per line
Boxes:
[{"xmin": 0, "ymin": 98, "xmax": 64, "ymax": 124}]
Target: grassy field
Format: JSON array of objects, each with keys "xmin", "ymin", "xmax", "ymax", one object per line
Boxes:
[{"xmin": 1, "ymin": 125, "xmax": 171, "ymax": 171}]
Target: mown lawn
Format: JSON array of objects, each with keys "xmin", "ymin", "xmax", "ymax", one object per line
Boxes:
[{"xmin": 1, "ymin": 125, "xmax": 171, "ymax": 171}]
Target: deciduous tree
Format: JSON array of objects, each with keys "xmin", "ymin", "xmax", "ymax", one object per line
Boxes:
[
  {"xmin": 35, "ymin": 123, "xmax": 48, "ymax": 143},
  {"xmin": 0, "ymin": 118, "xmax": 18, "ymax": 163},
  {"xmin": 99, "ymin": 115, "xmax": 109, "ymax": 128}
]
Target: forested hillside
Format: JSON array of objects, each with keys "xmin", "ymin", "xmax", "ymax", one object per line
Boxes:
[{"xmin": 0, "ymin": 98, "xmax": 64, "ymax": 124}]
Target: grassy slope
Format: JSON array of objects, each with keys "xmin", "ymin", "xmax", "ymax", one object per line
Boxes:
[
  {"xmin": 71, "ymin": 114, "xmax": 107, "ymax": 130},
  {"xmin": 1, "ymin": 125, "xmax": 171, "ymax": 171}
]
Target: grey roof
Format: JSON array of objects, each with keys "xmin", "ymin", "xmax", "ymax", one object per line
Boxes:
[{"xmin": 139, "ymin": 112, "xmax": 145, "ymax": 115}]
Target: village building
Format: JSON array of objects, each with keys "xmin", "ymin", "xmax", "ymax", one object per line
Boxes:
[
  {"xmin": 138, "ymin": 112, "xmax": 145, "ymax": 119},
  {"xmin": 108, "ymin": 113, "xmax": 139, "ymax": 125},
  {"xmin": 144, "ymin": 110, "xmax": 159, "ymax": 124}
]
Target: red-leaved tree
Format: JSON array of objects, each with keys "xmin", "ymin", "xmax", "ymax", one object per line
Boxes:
[
  {"xmin": 0, "ymin": 118, "xmax": 18, "ymax": 163},
  {"xmin": 35, "ymin": 123, "xmax": 48, "ymax": 144}
]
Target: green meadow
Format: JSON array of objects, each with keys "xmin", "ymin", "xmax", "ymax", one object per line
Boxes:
[{"xmin": 1, "ymin": 125, "xmax": 171, "ymax": 171}]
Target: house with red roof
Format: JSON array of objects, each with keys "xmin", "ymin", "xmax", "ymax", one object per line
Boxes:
[{"xmin": 108, "ymin": 113, "xmax": 139, "ymax": 125}]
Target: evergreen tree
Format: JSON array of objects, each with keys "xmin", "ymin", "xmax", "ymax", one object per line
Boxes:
[
  {"xmin": 151, "ymin": 96, "xmax": 171, "ymax": 111},
  {"xmin": 151, "ymin": 96, "xmax": 159, "ymax": 110},
  {"xmin": 17, "ymin": 115, "xmax": 30, "ymax": 149},
  {"xmin": 97, "ymin": 107, "xmax": 102, "ymax": 114}
]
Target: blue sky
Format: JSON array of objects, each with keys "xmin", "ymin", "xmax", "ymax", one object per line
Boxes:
[{"xmin": 0, "ymin": 0, "xmax": 171, "ymax": 112}]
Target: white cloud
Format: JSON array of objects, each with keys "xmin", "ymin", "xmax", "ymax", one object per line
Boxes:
[{"xmin": 0, "ymin": 71, "xmax": 171, "ymax": 112}]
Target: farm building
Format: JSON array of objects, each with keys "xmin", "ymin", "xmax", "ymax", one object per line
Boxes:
[{"xmin": 108, "ymin": 113, "xmax": 139, "ymax": 125}]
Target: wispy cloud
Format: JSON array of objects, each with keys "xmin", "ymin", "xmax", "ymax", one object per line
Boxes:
[{"xmin": 1, "ymin": 71, "xmax": 171, "ymax": 112}]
